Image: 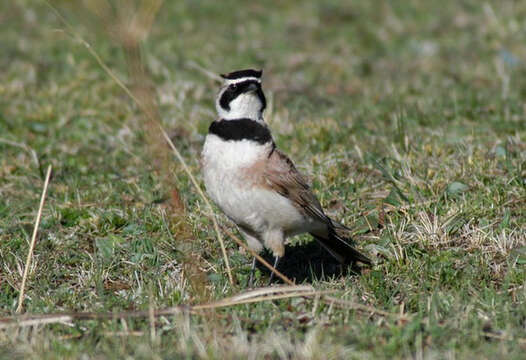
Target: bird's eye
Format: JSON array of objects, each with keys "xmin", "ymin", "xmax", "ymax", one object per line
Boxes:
[{"xmin": 230, "ymin": 84, "xmax": 237, "ymax": 90}]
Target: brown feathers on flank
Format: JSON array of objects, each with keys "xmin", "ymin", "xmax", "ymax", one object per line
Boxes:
[
  {"xmin": 264, "ymin": 149, "xmax": 329, "ymax": 223},
  {"xmin": 242, "ymin": 147, "xmax": 329, "ymax": 224}
]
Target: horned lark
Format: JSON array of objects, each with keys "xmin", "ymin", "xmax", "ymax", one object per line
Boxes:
[{"xmin": 202, "ymin": 69, "xmax": 371, "ymax": 285}]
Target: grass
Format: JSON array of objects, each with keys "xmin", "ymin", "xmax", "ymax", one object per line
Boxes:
[{"xmin": 1, "ymin": 0, "xmax": 525, "ymax": 358}]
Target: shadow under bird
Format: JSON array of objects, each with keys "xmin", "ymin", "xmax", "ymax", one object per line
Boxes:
[{"xmin": 201, "ymin": 69, "xmax": 371, "ymax": 285}]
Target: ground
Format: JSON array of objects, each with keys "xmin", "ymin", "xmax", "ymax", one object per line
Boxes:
[{"xmin": 0, "ymin": 1, "xmax": 525, "ymax": 359}]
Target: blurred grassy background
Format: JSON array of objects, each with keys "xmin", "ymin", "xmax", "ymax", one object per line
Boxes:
[{"xmin": 0, "ymin": 0, "xmax": 525, "ymax": 358}]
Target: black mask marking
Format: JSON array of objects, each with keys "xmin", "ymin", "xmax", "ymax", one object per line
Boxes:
[
  {"xmin": 209, "ymin": 118, "xmax": 272, "ymax": 145},
  {"xmin": 219, "ymin": 80, "xmax": 267, "ymax": 113}
]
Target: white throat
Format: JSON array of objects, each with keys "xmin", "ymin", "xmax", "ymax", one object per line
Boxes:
[{"xmin": 217, "ymin": 93, "xmax": 264, "ymax": 121}]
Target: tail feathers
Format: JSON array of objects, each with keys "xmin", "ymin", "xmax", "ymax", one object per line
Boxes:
[
  {"xmin": 332, "ymin": 220, "xmax": 352, "ymax": 234},
  {"xmin": 311, "ymin": 231, "xmax": 372, "ymax": 266}
]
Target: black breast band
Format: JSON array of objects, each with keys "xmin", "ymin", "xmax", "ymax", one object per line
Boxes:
[{"xmin": 209, "ymin": 118, "xmax": 272, "ymax": 145}]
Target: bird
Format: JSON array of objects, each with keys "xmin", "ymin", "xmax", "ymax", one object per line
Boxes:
[{"xmin": 201, "ymin": 69, "xmax": 371, "ymax": 285}]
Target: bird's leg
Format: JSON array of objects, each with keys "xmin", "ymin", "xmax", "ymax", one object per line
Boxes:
[
  {"xmin": 268, "ymin": 256, "xmax": 281, "ymax": 285},
  {"xmin": 247, "ymin": 257, "xmax": 257, "ymax": 288}
]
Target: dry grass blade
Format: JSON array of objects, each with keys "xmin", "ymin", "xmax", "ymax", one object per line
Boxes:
[
  {"xmin": 226, "ymin": 285, "xmax": 314, "ymax": 302},
  {"xmin": 481, "ymin": 332, "xmax": 526, "ymax": 344},
  {"xmin": 161, "ymin": 127, "xmax": 234, "ymax": 286},
  {"xmin": 0, "ymin": 286, "xmax": 324, "ymax": 329},
  {"xmin": 0, "ymin": 137, "xmax": 39, "ymax": 168},
  {"xmin": 47, "ymin": 2, "xmax": 235, "ymax": 287},
  {"xmin": 322, "ymin": 295, "xmax": 409, "ymax": 320},
  {"xmin": 0, "ymin": 315, "xmax": 75, "ymax": 329},
  {"xmin": 16, "ymin": 165, "xmax": 52, "ymax": 314},
  {"xmin": 186, "ymin": 61, "xmax": 223, "ymax": 82},
  {"xmin": 194, "ymin": 291, "xmax": 323, "ymax": 310},
  {"xmin": 194, "ymin": 285, "xmax": 323, "ymax": 309},
  {"xmin": 45, "ymin": 6, "xmax": 143, "ymax": 109}
]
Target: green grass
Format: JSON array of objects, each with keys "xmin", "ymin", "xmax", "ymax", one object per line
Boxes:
[{"xmin": 1, "ymin": 0, "xmax": 525, "ymax": 358}]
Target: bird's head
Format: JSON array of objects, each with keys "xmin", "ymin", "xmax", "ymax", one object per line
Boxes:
[{"xmin": 216, "ymin": 69, "xmax": 266, "ymax": 122}]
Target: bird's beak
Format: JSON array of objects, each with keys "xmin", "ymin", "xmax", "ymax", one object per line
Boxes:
[{"xmin": 246, "ymin": 82, "xmax": 259, "ymax": 93}]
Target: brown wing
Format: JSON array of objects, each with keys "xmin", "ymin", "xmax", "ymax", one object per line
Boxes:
[
  {"xmin": 263, "ymin": 148, "xmax": 329, "ymax": 224},
  {"xmin": 262, "ymin": 148, "xmax": 371, "ymax": 265}
]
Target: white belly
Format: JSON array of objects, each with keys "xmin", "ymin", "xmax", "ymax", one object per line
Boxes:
[{"xmin": 201, "ymin": 135, "xmax": 311, "ymax": 236}]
